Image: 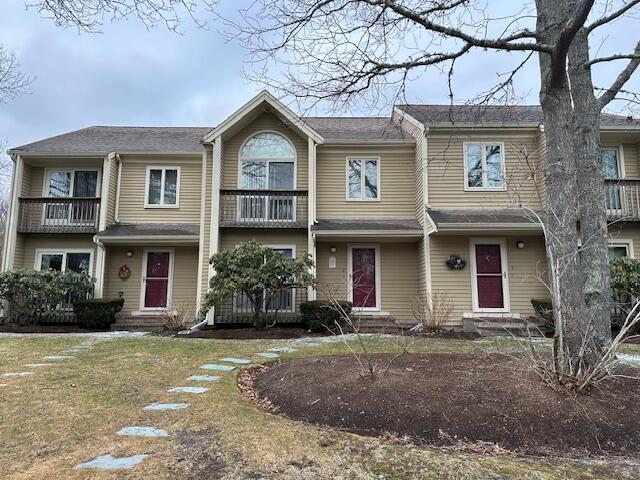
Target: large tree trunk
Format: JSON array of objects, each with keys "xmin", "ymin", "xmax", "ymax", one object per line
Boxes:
[
  {"xmin": 536, "ymin": 0, "xmax": 592, "ymax": 378},
  {"xmin": 568, "ymin": 28, "xmax": 613, "ymax": 361}
]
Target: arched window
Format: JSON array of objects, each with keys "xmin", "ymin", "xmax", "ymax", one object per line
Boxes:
[
  {"xmin": 239, "ymin": 132, "xmax": 296, "ymax": 222},
  {"xmin": 240, "ymin": 132, "xmax": 295, "ymax": 190}
]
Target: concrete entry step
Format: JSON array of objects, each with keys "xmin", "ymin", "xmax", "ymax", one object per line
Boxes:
[{"xmin": 347, "ymin": 315, "xmax": 415, "ymax": 333}]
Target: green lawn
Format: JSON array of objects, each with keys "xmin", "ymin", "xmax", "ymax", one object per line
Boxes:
[{"xmin": 0, "ymin": 334, "xmax": 639, "ymax": 480}]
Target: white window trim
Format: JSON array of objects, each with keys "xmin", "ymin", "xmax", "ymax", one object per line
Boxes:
[
  {"xmin": 34, "ymin": 248, "xmax": 94, "ymax": 276},
  {"xmin": 139, "ymin": 248, "xmax": 175, "ymax": 311},
  {"xmin": 609, "ymin": 239, "xmax": 634, "ymax": 258},
  {"xmin": 42, "ymin": 168, "xmax": 102, "ymax": 197},
  {"xmin": 237, "ymin": 130, "xmax": 298, "ymax": 189},
  {"xmin": 144, "ymin": 166, "xmax": 181, "ymax": 208},
  {"xmin": 231, "ymin": 244, "xmax": 298, "ymax": 313},
  {"xmin": 345, "ymin": 156, "xmax": 381, "ymax": 201},
  {"xmin": 469, "ymin": 237, "xmax": 510, "ymax": 314},
  {"xmin": 463, "ymin": 142, "xmax": 507, "ymax": 192},
  {"xmin": 347, "ymin": 244, "xmax": 381, "ymax": 312}
]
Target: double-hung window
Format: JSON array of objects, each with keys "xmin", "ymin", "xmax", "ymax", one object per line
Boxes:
[
  {"xmin": 146, "ymin": 167, "xmax": 180, "ymax": 207},
  {"xmin": 601, "ymin": 147, "xmax": 623, "ymax": 210},
  {"xmin": 347, "ymin": 158, "xmax": 379, "ymax": 200},
  {"xmin": 464, "ymin": 143, "xmax": 505, "ymax": 190}
]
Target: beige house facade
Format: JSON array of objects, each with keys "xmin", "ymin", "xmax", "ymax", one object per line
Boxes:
[{"xmin": 3, "ymin": 91, "xmax": 640, "ymax": 329}]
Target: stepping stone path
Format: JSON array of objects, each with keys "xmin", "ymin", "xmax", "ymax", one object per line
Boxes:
[
  {"xmin": 301, "ymin": 342, "xmax": 321, "ymax": 347},
  {"xmin": 256, "ymin": 352, "xmax": 280, "ymax": 359},
  {"xmin": 117, "ymin": 426, "xmax": 168, "ymax": 437},
  {"xmin": 167, "ymin": 386, "xmax": 208, "ymax": 394},
  {"xmin": 187, "ymin": 375, "xmax": 220, "ymax": 382},
  {"xmin": 220, "ymin": 357, "xmax": 252, "ymax": 365},
  {"xmin": 76, "ymin": 454, "xmax": 148, "ymax": 470},
  {"xmin": 269, "ymin": 347, "xmax": 297, "ymax": 353},
  {"xmin": 42, "ymin": 355, "xmax": 74, "ymax": 361},
  {"xmin": 143, "ymin": 402, "xmax": 189, "ymax": 411},
  {"xmin": 24, "ymin": 363, "xmax": 53, "ymax": 368},
  {"xmin": 200, "ymin": 363, "xmax": 235, "ymax": 372},
  {"xmin": 2, "ymin": 372, "xmax": 33, "ymax": 377}
]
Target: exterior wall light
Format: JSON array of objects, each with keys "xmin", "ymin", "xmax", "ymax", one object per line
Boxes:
[
  {"xmin": 126, "ymin": 250, "xmax": 134, "ymax": 257},
  {"xmin": 330, "ymin": 246, "xmax": 337, "ymax": 253},
  {"xmin": 516, "ymin": 240, "xmax": 525, "ymax": 249}
]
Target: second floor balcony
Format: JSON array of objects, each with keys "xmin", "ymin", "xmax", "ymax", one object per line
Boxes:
[
  {"xmin": 17, "ymin": 197, "xmax": 101, "ymax": 234},
  {"xmin": 605, "ymin": 179, "xmax": 640, "ymax": 221},
  {"xmin": 219, "ymin": 189, "xmax": 308, "ymax": 228}
]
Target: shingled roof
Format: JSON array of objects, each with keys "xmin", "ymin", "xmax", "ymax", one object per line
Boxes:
[
  {"xmin": 396, "ymin": 104, "xmax": 640, "ymax": 128},
  {"xmin": 304, "ymin": 117, "xmax": 410, "ymax": 142}
]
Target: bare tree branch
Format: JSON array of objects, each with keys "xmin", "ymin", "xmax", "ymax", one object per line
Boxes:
[
  {"xmin": 586, "ymin": 0, "xmax": 640, "ymax": 33},
  {"xmin": 598, "ymin": 40, "xmax": 640, "ymax": 109},
  {"xmin": 587, "ymin": 52, "xmax": 640, "ymax": 67},
  {"xmin": 0, "ymin": 46, "xmax": 32, "ymax": 104},
  {"xmin": 28, "ymin": 0, "xmax": 214, "ymax": 33}
]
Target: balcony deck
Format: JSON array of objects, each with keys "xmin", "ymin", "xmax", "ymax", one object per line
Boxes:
[
  {"xmin": 17, "ymin": 197, "xmax": 101, "ymax": 234},
  {"xmin": 606, "ymin": 179, "xmax": 640, "ymax": 221},
  {"xmin": 219, "ymin": 189, "xmax": 308, "ymax": 228}
]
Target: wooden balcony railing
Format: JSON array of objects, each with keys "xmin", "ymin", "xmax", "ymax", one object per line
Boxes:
[
  {"xmin": 17, "ymin": 197, "xmax": 101, "ymax": 233},
  {"xmin": 605, "ymin": 179, "xmax": 640, "ymax": 221},
  {"xmin": 219, "ymin": 189, "xmax": 308, "ymax": 228}
]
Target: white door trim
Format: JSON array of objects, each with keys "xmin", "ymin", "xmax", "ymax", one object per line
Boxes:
[
  {"xmin": 469, "ymin": 237, "xmax": 510, "ymax": 314},
  {"xmin": 139, "ymin": 248, "xmax": 174, "ymax": 311},
  {"xmin": 347, "ymin": 244, "xmax": 381, "ymax": 312}
]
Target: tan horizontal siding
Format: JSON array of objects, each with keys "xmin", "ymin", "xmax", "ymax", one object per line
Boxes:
[
  {"xmin": 427, "ymin": 130, "xmax": 544, "ymax": 209},
  {"xmin": 316, "ymin": 241, "xmax": 420, "ymax": 322},
  {"xmin": 221, "ymin": 112, "xmax": 308, "ymax": 189},
  {"xmin": 103, "ymin": 245, "xmax": 199, "ymax": 318},
  {"xmin": 15, "ymin": 234, "xmax": 97, "ymax": 272},
  {"xmin": 608, "ymin": 223, "xmax": 640, "ymax": 257},
  {"xmin": 219, "ymin": 230, "xmax": 309, "ymax": 258},
  {"xmin": 316, "ymin": 144, "xmax": 416, "ymax": 217},
  {"xmin": 430, "ymin": 234, "xmax": 548, "ymax": 326},
  {"xmin": 116, "ymin": 156, "xmax": 201, "ymax": 223}
]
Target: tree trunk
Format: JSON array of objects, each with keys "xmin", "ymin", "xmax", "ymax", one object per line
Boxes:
[
  {"xmin": 536, "ymin": 0, "xmax": 591, "ymax": 378},
  {"xmin": 568, "ymin": 27, "xmax": 613, "ymax": 362}
]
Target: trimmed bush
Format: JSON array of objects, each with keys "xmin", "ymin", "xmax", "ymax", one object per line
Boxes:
[
  {"xmin": 73, "ymin": 298, "xmax": 124, "ymax": 329},
  {"xmin": 0, "ymin": 270, "xmax": 94, "ymax": 325},
  {"xmin": 531, "ymin": 298, "xmax": 554, "ymax": 334},
  {"xmin": 300, "ymin": 300, "xmax": 352, "ymax": 332}
]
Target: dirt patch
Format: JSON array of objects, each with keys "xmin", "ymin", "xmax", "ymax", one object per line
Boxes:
[
  {"xmin": 410, "ymin": 329, "xmax": 480, "ymax": 340},
  {"xmin": 252, "ymin": 353, "xmax": 640, "ymax": 458},
  {"xmin": 0, "ymin": 324, "xmax": 109, "ymax": 333},
  {"xmin": 182, "ymin": 326, "xmax": 328, "ymax": 340}
]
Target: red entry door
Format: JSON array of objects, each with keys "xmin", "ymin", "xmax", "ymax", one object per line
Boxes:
[
  {"xmin": 144, "ymin": 251, "xmax": 170, "ymax": 308},
  {"xmin": 351, "ymin": 247, "xmax": 377, "ymax": 308},
  {"xmin": 474, "ymin": 243, "xmax": 505, "ymax": 310}
]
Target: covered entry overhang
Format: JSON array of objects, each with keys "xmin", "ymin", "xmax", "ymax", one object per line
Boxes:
[
  {"xmin": 426, "ymin": 208, "xmax": 543, "ymax": 235},
  {"xmin": 94, "ymin": 223, "xmax": 200, "ymax": 245},
  {"xmin": 311, "ymin": 217, "xmax": 424, "ymax": 240}
]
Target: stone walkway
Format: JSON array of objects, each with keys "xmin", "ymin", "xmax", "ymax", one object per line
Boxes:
[{"xmin": 73, "ymin": 334, "xmax": 353, "ymax": 470}]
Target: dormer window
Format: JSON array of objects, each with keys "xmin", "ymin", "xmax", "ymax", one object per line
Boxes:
[{"xmin": 464, "ymin": 143, "xmax": 505, "ymax": 190}]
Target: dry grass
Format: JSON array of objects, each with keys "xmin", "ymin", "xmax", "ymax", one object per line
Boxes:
[{"xmin": 0, "ymin": 335, "xmax": 639, "ymax": 479}]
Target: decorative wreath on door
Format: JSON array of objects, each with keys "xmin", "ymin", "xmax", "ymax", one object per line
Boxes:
[{"xmin": 118, "ymin": 264, "xmax": 131, "ymax": 280}]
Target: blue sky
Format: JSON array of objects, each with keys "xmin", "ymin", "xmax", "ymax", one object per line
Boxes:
[{"xmin": 0, "ymin": 1, "xmax": 638, "ymax": 153}]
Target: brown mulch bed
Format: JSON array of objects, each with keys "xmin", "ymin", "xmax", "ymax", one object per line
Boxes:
[
  {"xmin": 251, "ymin": 353, "xmax": 640, "ymax": 458},
  {"xmin": 182, "ymin": 326, "xmax": 329, "ymax": 340},
  {"xmin": 0, "ymin": 324, "xmax": 109, "ymax": 333}
]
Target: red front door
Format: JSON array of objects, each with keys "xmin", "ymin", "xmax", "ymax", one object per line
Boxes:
[
  {"xmin": 144, "ymin": 251, "xmax": 170, "ymax": 308},
  {"xmin": 474, "ymin": 243, "xmax": 505, "ymax": 309},
  {"xmin": 351, "ymin": 247, "xmax": 377, "ymax": 308}
]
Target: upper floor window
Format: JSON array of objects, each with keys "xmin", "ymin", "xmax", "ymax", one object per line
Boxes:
[
  {"xmin": 464, "ymin": 143, "xmax": 505, "ymax": 190},
  {"xmin": 146, "ymin": 167, "xmax": 180, "ymax": 208},
  {"xmin": 601, "ymin": 147, "xmax": 621, "ymax": 179},
  {"xmin": 240, "ymin": 132, "xmax": 295, "ymax": 190},
  {"xmin": 347, "ymin": 158, "xmax": 379, "ymax": 200}
]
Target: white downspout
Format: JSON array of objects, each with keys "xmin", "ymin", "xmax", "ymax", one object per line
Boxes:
[{"xmin": 114, "ymin": 153, "xmax": 123, "ymax": 223}]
